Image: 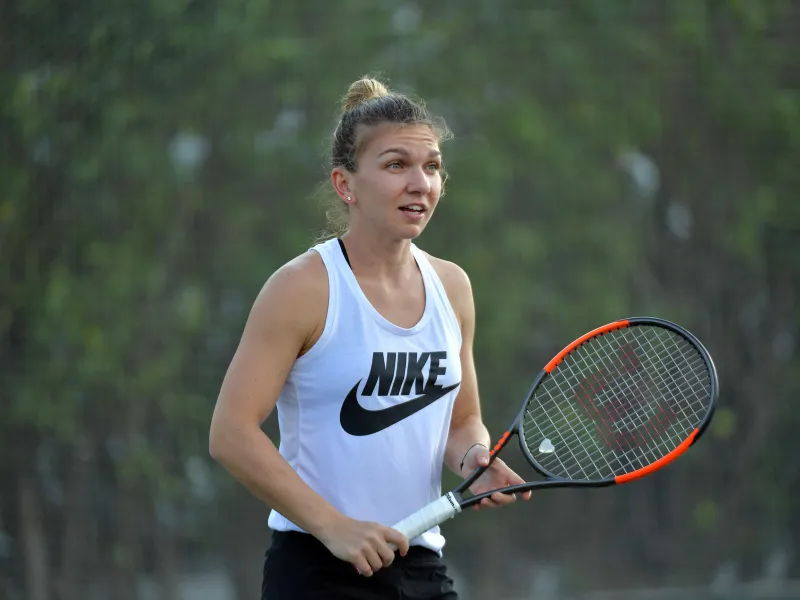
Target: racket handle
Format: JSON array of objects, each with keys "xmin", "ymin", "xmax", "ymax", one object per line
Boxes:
[{"xmin": 390, "ymin": 493, "xmax": 461, "ymax": 542}]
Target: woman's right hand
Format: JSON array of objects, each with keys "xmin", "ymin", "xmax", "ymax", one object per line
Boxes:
[{"xmin": 318, "ymin": 516, "xmax": 410, "ymax": 577}]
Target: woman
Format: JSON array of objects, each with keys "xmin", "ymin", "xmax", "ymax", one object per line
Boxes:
[{"xmin": 209, "ymin": 77, "xmax": 531, "ymax": 599}]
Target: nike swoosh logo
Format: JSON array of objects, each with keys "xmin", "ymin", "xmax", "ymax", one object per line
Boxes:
[{"xmin": 340, "ymin": 380, "xmax": 461, "ymax": 436}]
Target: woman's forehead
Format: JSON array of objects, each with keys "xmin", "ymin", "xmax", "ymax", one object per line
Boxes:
[{"xmin": 359, "ymin": 123, "xmax": 440, "ymax": 156}]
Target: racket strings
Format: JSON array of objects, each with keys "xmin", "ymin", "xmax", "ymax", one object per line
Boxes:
[
  {"xmin": 527, "ymin": 348, "xmax": 688, "ymax": 478},
  {"xmin": 522, "ymin": 325, "xmax": 711, "ymax": 481},
  {"xmin": 553, "ymin": 328, "xmax": 707, "ymax": 475},
  {"xmin": 558, "ymin": 328, "xmax": 708, "ymax": 475},
  {"xmin": 577, "ymin": 332, "xmax": 706, "ymax": 449}
]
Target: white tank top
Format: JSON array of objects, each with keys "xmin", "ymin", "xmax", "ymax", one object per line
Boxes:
[{"xmin": 267, "ymin": 238, "xmax": 463, "ymax": 553}]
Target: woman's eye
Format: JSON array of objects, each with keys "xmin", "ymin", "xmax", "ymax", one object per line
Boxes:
[{"xmin": 427, "ymin": 163, "xmax": 441, "ymax": 171}]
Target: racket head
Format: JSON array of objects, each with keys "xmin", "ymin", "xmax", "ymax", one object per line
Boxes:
[{"xmin": 517, "ymin": 317, "xmax": 717, "ymax": 485}]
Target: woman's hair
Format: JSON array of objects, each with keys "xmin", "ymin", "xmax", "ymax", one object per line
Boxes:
[{"xmin": 315, "ymin": 76, "xmax": 450, "ymax": 241}]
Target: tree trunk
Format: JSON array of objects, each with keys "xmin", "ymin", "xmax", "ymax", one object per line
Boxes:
[
  {"xmin": 19, "ymin": 472, "xmax": 50, "ymax": 600},
  {"xmin": 154, "ymin": 514, "xmax": 179, "ymax": 600},
  {"xmin": 226, "ymin": 493, "xmax": 268, "ymax": 600},
  {"xmin": 55, "ymin": 442, "xmax": 93, "ymax": 600},
  {"xmin": 112, "ymin": 485, "xmax": 141, "ymax": 600}
]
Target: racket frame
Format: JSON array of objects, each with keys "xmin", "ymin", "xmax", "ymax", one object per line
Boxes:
[{"xmin": 445, "ymin": 317, "xmax": 717, "ymax": 509}]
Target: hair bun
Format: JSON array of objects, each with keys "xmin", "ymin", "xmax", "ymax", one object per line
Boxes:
[{"xmin": 342, "ymin": 78, "xmax": 390, "ymax": 111}]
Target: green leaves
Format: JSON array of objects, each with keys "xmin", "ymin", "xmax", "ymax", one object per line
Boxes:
[{"xmin": 2, "ymin": 0, "xmax": 799, "ymax": 594}]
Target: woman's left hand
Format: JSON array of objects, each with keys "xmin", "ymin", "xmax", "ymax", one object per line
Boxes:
[{"xmin": 461, "ymin": 444, "xmax": 533, "ymax": 510}]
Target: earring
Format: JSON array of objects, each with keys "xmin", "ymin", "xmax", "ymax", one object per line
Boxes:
[{"xmin": 347, "ymin": 196, "xmax": 352, "ymax": 201}]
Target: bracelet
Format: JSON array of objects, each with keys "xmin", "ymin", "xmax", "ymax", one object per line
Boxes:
[{"xmin": 459, "ymin": 442, "xmax": 488, "ymax": 471}]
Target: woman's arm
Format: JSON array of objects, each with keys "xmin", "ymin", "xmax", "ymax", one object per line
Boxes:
[
  {"xmin": 431, "ymin": 257, "xmax": 531, "ymax": 508},
  {"xmin": 209, "ymin": 252, "xmax": 408, "ymax": 575}
]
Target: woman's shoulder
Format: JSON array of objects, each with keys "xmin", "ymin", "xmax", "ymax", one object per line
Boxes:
[
  {"xmin": 248, "ymin": 249, "xmax": 329, "ymax": 342},
  {"xmin": 419, "ymin": 250, "xmax": 474, "ymax": 324},
  {"xmin": 267, "ymin": 249, "xmax": 329, "ymax": 297},
  {"xmin": 421, "ymin": 251, "xmax": 471, "ymax": 293}
]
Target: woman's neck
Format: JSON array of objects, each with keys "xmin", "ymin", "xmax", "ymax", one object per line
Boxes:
[{"xmin": 339, "ymin": 230, "xmax": 416, "ymax": 277}]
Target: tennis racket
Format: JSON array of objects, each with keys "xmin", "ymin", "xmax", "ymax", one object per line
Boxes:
[{"xmin": 391, "ymin": 316, "xmax": 718, "ymax": 541}]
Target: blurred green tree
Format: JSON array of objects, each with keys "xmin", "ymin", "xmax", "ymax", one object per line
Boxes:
[{"xmin": 1, "ymin": 1, "xmax": 797, "ymax": 598}]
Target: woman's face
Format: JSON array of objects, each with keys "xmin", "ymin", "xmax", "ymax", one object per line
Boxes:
[{"xmin": 334, "ymin": 122, "xmax": 443, "ymax": 241}]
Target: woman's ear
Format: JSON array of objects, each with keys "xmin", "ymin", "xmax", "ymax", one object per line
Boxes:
[{"xmin": 331, "ymin": 168, "xmax": 356, "ymax": 205}]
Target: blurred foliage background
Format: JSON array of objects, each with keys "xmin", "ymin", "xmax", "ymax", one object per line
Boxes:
[{"xmin": 1, "ymin": 1, "xmax": 799, "ymax": 599}]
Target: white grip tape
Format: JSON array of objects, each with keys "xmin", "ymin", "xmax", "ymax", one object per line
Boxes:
[{"xmin": 391, "ymin": 493, "xmax": 461, "ymax": 542}]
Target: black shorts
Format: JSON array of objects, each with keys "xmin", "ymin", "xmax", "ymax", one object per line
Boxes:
[{"xmin": 262, "ymin": 530, "xmax": 459, "ymax": 600}]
